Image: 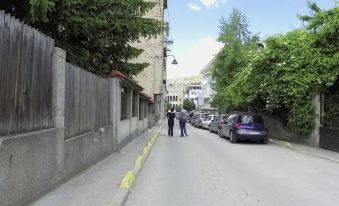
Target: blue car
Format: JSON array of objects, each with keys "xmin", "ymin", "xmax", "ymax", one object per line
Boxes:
[{"xmin": 219, "ymin": 113, "xmax": 268, "ymax": 144}]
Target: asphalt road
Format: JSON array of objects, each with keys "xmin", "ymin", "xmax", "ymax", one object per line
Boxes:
[{"xmin": 125, "ymin": 121, "xmax": 339, "ymax": 206}]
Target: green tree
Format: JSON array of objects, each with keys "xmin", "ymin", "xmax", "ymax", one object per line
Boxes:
[
  {"xmin": 211, "ymin": 9, "xmax": 259, "ymax": 110},
  {"xmin": 0, "ymin": 0, "xmax": 164, "ymax": 77},
  {"xmin": 183, "ymin": 99, "xmax": 196, "ymax": 111},
  {"xmin": 211, "ymin": 3, "xmax": 339, "ymax": 135}
]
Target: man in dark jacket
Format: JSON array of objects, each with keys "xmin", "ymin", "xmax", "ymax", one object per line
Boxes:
[{"xmin": 166, "ymin": 108, "xmax": 176, "ymax": 136}]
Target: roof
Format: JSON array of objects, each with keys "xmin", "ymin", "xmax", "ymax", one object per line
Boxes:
[
  {"xmin": 110, "ymin": 70, "xmax": 143, "ymax": 91},
  {"xmin": 140, "ymin": 91, "xmax": 155, "ymax": 103},
  {"xmin": 200, "ymin": 57, "xmax": 215, "ymax": 75}
]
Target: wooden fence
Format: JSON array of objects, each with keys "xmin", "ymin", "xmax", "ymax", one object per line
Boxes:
[
  {"xmin": 0, "ymin": 11, "xmax": 55, "ymax": 136},
  {"xmin": 65, "ymin": 63, "xmax": 111, "ymax": 139}
]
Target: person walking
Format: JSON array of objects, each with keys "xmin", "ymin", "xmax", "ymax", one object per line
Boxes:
[
  {"xmin": 178, "ymin": 106, "xmax": 188, "ymax": 137},
  {"xmin": 167, "ymin": 108, "xmax": 175, "ymax": 136}
]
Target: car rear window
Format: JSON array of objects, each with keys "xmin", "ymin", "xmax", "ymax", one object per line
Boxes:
[
  {"xmin": 201, "ymin": 114, "xmax": 208, "ymax": 119},
  {"xmin": 223, "ymin": 115, "xmax": 229, "ymax": 120},
  {"xmin": 239, "ymin": 115, "xmax": 264, "ymax": 124}
]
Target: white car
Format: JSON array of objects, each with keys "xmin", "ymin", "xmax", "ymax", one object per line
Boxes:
[{"xmin": 202, "ymin": 115, "xmax": 216, "ymax": 129}]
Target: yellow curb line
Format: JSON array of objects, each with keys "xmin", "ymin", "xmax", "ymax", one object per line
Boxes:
[
  {"xmin": 135, "ymin": 155, "xmax": 144, "ymax": 167},
  {"xmin": 120, "ymin": 171, "xmax": 136, "ymax": 189},
  {"xmin": 119, "ymin": 126, "xmax": 162, "ymax": 190},
  {"xmin": 280, "ymin": 141, "xmax": 291, "ymax": 146}
]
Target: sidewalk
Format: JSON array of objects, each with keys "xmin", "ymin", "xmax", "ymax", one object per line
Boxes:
[
  {"xmin": 270, "ymin": 139, "xmax": 339, "ymax": 163},
  {"xmin": 30, "ymin": 123, "xmax": 162, "ymax": 206}
]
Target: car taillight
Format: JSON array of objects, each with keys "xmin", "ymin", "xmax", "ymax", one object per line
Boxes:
[{"xmin": 234, "ymin": 123, "xmax": 241, "ymax": 129}]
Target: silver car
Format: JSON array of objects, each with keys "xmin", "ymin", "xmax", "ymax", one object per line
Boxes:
[
  {"xmin": 202, "ymin": 115, "xmax": 216, "ymax": 129},
  {"xmin": 194, "ymin": 113, "xmax": 210, "ymax": 128}
]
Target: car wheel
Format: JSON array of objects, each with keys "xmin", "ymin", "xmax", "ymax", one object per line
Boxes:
[
  {"xmin": 261, "ymin": 139, "xmax": 268, "ymax": 144},
  {"xmin": 218, "ymin": 129, "xmax": 223, "ymax": 138},
  {"xmin": 230, "ymin": 131, "xmax": 237, "ymax": 143}
]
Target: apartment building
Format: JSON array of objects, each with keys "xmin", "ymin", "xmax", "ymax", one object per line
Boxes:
[{"xmin": 132, "ymin": 0, "xmax": 168, "ymax": 121}]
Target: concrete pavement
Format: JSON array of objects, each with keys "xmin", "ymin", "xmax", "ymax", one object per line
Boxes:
[
  {"xmin": 126, "ymin": 121, "xmax": 339, "ymax": 206},
  {"xmin": 29, "ymin": 120, "xmax": 339, "ymax": 206},
  {"xmin": 30, "ymin": 124, "xmax": 161, "ymax": 206}
]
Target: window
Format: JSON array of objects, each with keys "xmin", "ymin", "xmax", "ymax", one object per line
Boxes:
[
  {"xmin": 241, "ymin": 115, "xmax": 252, "ymax": 124},
  {"xmin": 215, "ymin": 116, "xmax": 221, "ymax": 121},
  {"xmin": 121, "ymin": 87, "xmax": 128, "ymax": 120},
  {"xmin": 132, "ymin": 91, "xmax": 137, "ymax": 117},
  {"xmin": 227, "ymin": 115, "xmax": 237, "ymax": 123},
  {"xmin": 144, "ymin": 101, "xmax": 148, "ymax": 118},
  {"xmin": 175, "ymin": 96, "xmax": 178, "ymax": 101},
  {"xmin": 139, "ymin": 99, "xmax": 143, "ymax": 120},
  {"xmin": 240, "ymin": 115, "xmax": 264, "ymax": 124},
  {"xmin": 201, "ymin": 114, "xmax": 209, "ymax": 119},
  {"xmin": 148, "ymin": 103, "xmax": 152, "ymax": 115}
]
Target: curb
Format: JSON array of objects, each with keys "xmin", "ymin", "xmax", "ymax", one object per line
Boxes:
[
  {"xmin": 109, "ymin": 126, "xmax": 162, "ymax": 206},
  {"xmin": 269, "ymin": 139, "xmax": 339, "ymax": 164}
]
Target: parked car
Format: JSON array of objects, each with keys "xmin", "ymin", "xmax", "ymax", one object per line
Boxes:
[
  {"xmin": 209, "ymin": 114, "xmax": 229, "ymax": 133},
  {"xmin": 202, "ymin": 115, "xmax": 216, "ymax": 129},
  {"xmin": 219, "ymin": 113, "xmax": 268, "ymax": 144},
  {"xmin": 194, "ymin": 113, "xmax": 210, "ymax": 128},
  {"xmin": 188, "ymin": 112, "xmax": 194, "ymax": 123},
  {"xmin": 190, "ymin": 113, "xmax": 199, "ymax": 125}
]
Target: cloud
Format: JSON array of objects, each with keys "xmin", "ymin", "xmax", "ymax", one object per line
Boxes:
[
  {"xmin": 188, "ymin": 2, "xmax": 202, "ymax": 11},
  {"xmin": 200, "ymin": 0, "xmax": 226, "ymax": 8},
  {"xmin": 167, "ymin": 36, "xmax": 224, "ymax": 79},
  {"xmin": 200, "ymin": 0, "xmax": 217, "ymax": 7}
]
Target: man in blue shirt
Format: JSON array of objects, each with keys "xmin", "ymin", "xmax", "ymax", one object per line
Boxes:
[{"xmin": 178, "ymin": 106, "xmax": 188, "ymax": 137}]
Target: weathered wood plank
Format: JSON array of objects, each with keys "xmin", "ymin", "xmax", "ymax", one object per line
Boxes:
[
  {"xmin": 22, "ymin": 26, "xmax": 35, "ymax": 133},
  {"xmin": 13, "ymin": 19, "xmax": 24, "ymax": 133},
  {"xmin": 3, "ymin": 15, "xmax": 16, "ymax": 135},
  {"xmin": 17, "ymin": 24, "xmax": 29, "ymax": 132},
  {"xmin": 0, "ymin": 11, "xmax": 5, "ymax": 136}
]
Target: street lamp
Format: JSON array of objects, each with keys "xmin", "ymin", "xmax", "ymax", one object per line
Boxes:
[{"xmin": 167, "ymin": 54, "xmax": 178, "ymax": 65}]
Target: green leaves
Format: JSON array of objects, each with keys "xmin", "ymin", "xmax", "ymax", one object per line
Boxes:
[
  {"xmin": 183, "ymin": 99, "xmax": 196, "ymax": 111},
  {"xmin": 1, "ymin": 0, "xmax": 164, "ymax": 77},
  {"xmin": 211, "ymin": 4, "xmax": 339, "ymax": 136},
  {"xmin": 29, "ymin": 0, "xmax": 55, "ymax": 22}
]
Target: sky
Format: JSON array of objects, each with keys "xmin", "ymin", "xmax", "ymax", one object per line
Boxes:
[{"xmin": 165, "ymin": 0, "xmax": 337, "ymax": 79}]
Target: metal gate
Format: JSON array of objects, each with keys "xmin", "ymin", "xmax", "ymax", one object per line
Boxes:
[{"xmin": 320, "ymin": 81, "xmax": 339, "ymax": 152}]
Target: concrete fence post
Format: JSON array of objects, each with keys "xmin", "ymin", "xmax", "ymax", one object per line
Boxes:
[
  {"xmin": 110, "ymin": 78, "xmax": 121, "ymax": 151},
  {"xmin": 52, "ymin": 47, "xmax": 66, "ymax": 169},
  {"xmin": 310, "ymin": 93, "xmax": 321, "ymax": 146}
]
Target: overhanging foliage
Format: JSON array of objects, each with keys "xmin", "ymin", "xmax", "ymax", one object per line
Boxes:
[
  {"xmin": 0, "ymin": 0, "xmax": 164, "ymax": 77},
  {"xmin": 211, "ymin": 3, "xmax": 339, "ymax": 135}
]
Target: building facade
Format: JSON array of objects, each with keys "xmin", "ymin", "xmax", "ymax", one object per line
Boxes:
[
  {"xmin": 132, "ymin": 0, "xmax": 168, "ymax": 121},
  {"xmin": 166, "ymin": 79, "xmax": 184, "ymax": 109},
  {"xmin": 186, "ymin": 84, "xmax": 202, "ymax": 108},
  {"xmin": 199, "ymin": 59, "xmax": 216, "ymax": 112}
]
